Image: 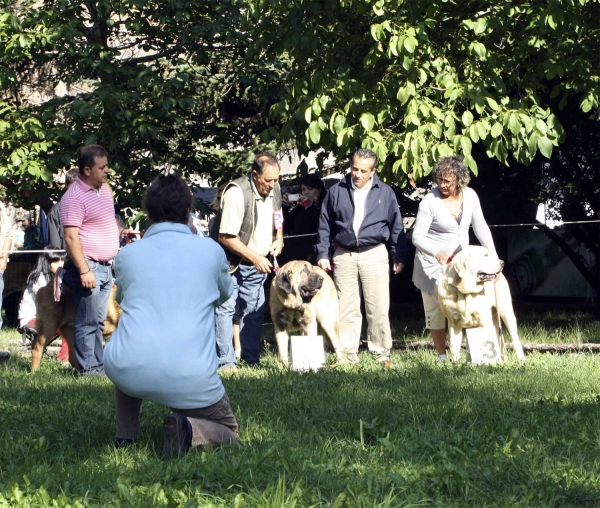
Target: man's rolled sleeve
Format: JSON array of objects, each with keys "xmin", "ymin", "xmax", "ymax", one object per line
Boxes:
[{"xmin": 219, "ymin": 186, "xmax": 244, "ymax": 237}]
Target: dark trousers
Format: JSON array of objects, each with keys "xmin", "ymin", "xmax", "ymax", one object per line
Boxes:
[{"xmin": 115, "ymin": 388, "xmax": 239, "ymax": 447}]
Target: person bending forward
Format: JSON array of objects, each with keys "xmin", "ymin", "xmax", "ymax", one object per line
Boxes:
[{"xmin": 104, "ymin": 174, "xmax": 238, "ymax": 458}]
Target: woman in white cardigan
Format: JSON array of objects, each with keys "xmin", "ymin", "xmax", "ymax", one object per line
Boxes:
[{"xmin": 412, "ymin": 156, "xmax": 497, "ymax": 360}]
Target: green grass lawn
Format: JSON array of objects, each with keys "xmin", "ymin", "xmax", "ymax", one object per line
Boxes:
[{"xmin": 1, "ymin": 302, "xmax": 599, "ymax": 507}]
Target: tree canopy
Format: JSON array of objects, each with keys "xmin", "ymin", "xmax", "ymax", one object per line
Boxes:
[
  {"xmin": 248, "ymin": 0, "xmax": 599, "ymax": 184},
  {"xmin": 0, "ymin": 0, "xmax": 597, "ymax": 215},
  {"xmin": 0, "ymin": 0, "xmax": 282, "ymax": 209}
]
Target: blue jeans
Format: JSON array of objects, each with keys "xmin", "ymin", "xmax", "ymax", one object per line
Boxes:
[
  {"xmin": 63, "ymin": 260, "xmax": 113, "ymax": 374},
  {"xmin": 214, "ymin": 264, "xmax": 267, "ymax": 367}
]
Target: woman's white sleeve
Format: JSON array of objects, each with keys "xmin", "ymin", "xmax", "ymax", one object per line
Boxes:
[
  {"xmin": 412, "ymin": 202, "xmax": 439, "ymax": 256},
  {"xmin": 471, "ymin": 193, "xmax": 497, "ymax": 256}
]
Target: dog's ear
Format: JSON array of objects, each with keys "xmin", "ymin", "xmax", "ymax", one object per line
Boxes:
[
  {"xmin": 277, "ymin": 270, "xmax": 293, "ymax": 294},
  {"xmin": 445, "ymin": 264, "xmax": 461, "ymax": 287},
  {"xmin": 454, "ymin": 255, "xmax": 469, "ymax": 281}
]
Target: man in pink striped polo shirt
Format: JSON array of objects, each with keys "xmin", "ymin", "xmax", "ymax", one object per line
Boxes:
[{"xmin": 59, "ymin": 145, "xmax": 120, "ymax": 375}]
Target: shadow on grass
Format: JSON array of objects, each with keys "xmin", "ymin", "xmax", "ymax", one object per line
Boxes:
[{"xmin": 1, "ymin": 352, "xmax": 600, "ymax": 506}]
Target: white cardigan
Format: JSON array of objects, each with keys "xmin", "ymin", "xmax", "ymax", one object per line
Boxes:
[{"xmin": 412, "ymin": 187, "xmax": 496, "ymax": 295}]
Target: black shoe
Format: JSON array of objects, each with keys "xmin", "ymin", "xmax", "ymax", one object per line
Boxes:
[
  {"xmin": 114, "ymin": 437, "xmax": 133, "ymax": 449},
  {"xmin": 162, "ymin": 413, "xmax": 191, "ymax": 459}
]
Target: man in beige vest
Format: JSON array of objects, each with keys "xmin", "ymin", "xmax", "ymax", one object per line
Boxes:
[{"xmin": 214, "ymin": 153, "xmax": 284, "ymax": 369}]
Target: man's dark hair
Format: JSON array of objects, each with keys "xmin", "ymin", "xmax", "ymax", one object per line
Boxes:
[
  {"xmin": 350, "ymin": 148, "xmax": 378, "ymax": 169},
  {"xmin": 65, "ymin": 168, "xmax": 79, "ymax": 185},
  {"xmin": 77, "ymin": 145, "xmax": 108, "ymax": 174},
  {"xmin": 251, "ymin": 153, "xmax": 280, "ymax": 175},
  {"xmin": 144, "ymin": 173, "xmax": 192, "ymax": 225}
]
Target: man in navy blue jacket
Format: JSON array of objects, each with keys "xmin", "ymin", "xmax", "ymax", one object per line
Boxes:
[{"xmin": 316, "ymin": 148, "xmax": 408, "ymax": 367}]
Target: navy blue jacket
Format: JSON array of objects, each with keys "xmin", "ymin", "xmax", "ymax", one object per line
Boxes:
[{"xmin": 315, "ymin": 173, "xmax": 408, "ymax": 264}]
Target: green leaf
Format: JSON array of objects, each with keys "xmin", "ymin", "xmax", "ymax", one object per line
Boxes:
[
  {"xmin": 462, "ymin": 111, "xmax": 473, "ymax": 127},
  {"xmin": 460, "ymin": 136, "xmax": 472, "ymax": 155},
  {"xmin": 469, "ymin": 123, "xmax": 479, "ymax": 143},
  {"xmin": 370, "ymin": 24, "xmax": 380, "ymax": 41},
  {"xmin": 527, "ymin": 132, "xmax": 539, "ymax": 157},
  {"xmin": 397, "ymin": 86, "xmax": 408, "ymax": 105},
  {"xmin": 360, "ymin": 112, "xmax": 375, "ymax": 132},
  {"xmin": 308, "ymin": 121, "xmax": 321, "ymax": 144},
  {"xmin": 304, "ymin": 106, "xmax": 312, "ymax": 124},
  {"xmin": 373, "ymin": 142, "xmax": 387, "ymax": 163},
  {"xmin": 336, "ymin": 128, "xmax": 347, "ymax": 147},
  {"xmin": 312, "ymin": 100, "xmax": 322, "ymax": 117},
  {"xmin": 581, "ymin": 95, "xmax": 593, "ymax": 113},
  {"xmin": 535, "ymin": 119, "xmax": 547, "ymax": 135},
  {"xmin": 476, "ymin": 121, "xmax": 487, "ymax": 140},
  {"xmin": 473, "ymin": 18, "xmax": 487, "ymax": 35},
  {"xmin": 470, "ymin": 42, "xmax": 487, "ymax": 60},
  {"xmin": 537, "ymin": 136, "xmax": 553, "ymax": 158},
  {"xmin": 508, "ymin": 113, "xmax": 521, "ymax": 135},
  {"xmin": 491, "ymin": 122, "xmax": 503, "ymax": 138},
  {"xmin": 464, "ymin": 154, "xmax": 478, "ymax": 173},
  {"xmin": 332, "ymin": 113, "xmax": 346, "ymax": 134},
  {"xmin": 485, "ymin": 97, "xmax": 499, "ymax": 111},
  {"xmin": 389, "ymin": 35, "xmax": 399, "ymax": 57},
  {"xmin": 403, "ymin": 35, "xmax": 417, "ymax": 54}
]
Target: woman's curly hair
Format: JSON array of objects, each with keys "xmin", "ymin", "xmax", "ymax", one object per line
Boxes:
[{"xmin": 432, "ymin": 156, "xmax": 471, "ymax": 189}]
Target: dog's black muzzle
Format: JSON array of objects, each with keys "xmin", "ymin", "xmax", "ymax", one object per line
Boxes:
[{"xmin": 300, "ymin": 274, "xmax": 323, "ymax": 301}]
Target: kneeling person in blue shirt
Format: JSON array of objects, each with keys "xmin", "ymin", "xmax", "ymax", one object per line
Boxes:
[{"xmin": 104, "ymin": 173, "xmax": 237, "ymax": 458}]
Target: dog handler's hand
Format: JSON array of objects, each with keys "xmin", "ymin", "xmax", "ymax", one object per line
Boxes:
[
  {"xmin": 80, "ymin": 271, "xmax": 96, "ymax": 289},
  {"xmin": 393, "ymin": 262, "xmax": 404, "ymax": 274},
  {"xmin": 435, "ymin": 251, "xmax": 450, "ymax": 265},
  {"xmin": 253, "ymin": 256, "xmax": 273, "ymax": 274},
  {"xmin": 318, "ymin": 259, "xmax": 332, "ymax": 272},
  {"xmin": 270, "ymin": 237, "xmax": 284, "ymax": 257}
]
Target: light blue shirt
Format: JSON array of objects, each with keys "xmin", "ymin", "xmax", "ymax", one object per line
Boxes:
[{"xmin": 104, "ymin": 222, "xmax": 233, "ymax": 409}]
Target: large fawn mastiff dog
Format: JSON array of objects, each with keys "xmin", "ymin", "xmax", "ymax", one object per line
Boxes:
[
  {"xmin": 437, "ymin": 245, "xmax": 525, "ymax": 362},
  {"xmin": 269, "ymin": 260, "xmax": 345, "ymax": 366},
  {"xmin": 30, "ymin": 282, "xmax": 121, "ymax": 372}
]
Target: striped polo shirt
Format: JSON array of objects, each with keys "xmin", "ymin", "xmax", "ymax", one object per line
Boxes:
[{"xmin": 59, "ymin": 177, "xmax": 119, "ymax": 262}]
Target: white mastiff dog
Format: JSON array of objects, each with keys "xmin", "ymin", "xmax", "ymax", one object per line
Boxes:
[{"xmin": 437, "ymin": 245, "xmax": 525, "ymax": 362}]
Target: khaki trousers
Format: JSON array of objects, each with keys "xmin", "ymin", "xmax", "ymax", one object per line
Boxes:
[
  {"xmin": 333, "ymin": 244, "xmax": 392, "ymax": 362},
  {"xmin": 115, "ymin": 388, "xmax": 239, "ymax": 448}
]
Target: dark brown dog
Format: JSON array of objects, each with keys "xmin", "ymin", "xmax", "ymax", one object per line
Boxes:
[
  {"xmin": 30, "ymin": 282, "xmax": 121, "ymax": 372},
  {"xmin": 269, "ymin": 260, "xmax": 345, "ymax": 366}
]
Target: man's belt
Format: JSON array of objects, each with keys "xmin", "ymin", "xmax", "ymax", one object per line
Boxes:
[
  {"xmin": 65, "ymin": 258, "xmax": 112, "ymax": 268},
  {"xmin": 339, "ymin": 243, "xmax": 380, "ymax": 254},
  {"xmin": 88, "ymin": 259, "xmax": 112, "ymax": 266}
]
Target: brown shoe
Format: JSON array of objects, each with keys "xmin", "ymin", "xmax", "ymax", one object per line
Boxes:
[{"xmin": 379, "ymin": 360, "xmax": 392, "ymax": 369}]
